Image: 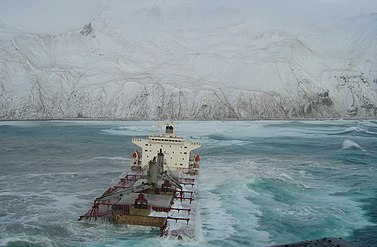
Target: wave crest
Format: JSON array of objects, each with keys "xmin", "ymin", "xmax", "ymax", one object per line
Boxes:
[
  {"xmin": 342, "ymin": 140, "xmax": 363, "ymax": 151},
  {"xmin": 1, "ymin": 236, "xmax": 56, "ymax": 247},
  {"xmin": 334, "ymin": 126, "xmax": 377, "ymax": 136}
]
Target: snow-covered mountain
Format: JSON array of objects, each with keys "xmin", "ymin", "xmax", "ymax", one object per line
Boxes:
[{"xmin": 0, "ymin": 1, "xmax": 377, "ymax": 120}]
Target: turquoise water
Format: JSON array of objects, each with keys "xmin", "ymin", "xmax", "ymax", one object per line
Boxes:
[{"xmin": 0, "ymin": 120, "xmax": 376, "ymax": 247}]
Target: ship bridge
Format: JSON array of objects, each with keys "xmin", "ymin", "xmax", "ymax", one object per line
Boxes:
[{"xmin": 132, "ymin": 123, "xmax": 200, "ymax": 172}]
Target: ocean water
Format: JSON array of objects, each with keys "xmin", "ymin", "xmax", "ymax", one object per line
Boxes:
[{"xmin": 0, "ymin": 120, "xmax": 376, "ymax": 247}]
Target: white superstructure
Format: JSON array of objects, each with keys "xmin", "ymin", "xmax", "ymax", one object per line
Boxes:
[{"xmin": 132, "ymin": 122, "xmax": 201, "ymax": 173}]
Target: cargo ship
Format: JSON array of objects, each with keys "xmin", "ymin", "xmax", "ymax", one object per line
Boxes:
[{"xmin": 79, "ymin": 122, "xmax": 201, "ymax": 237}]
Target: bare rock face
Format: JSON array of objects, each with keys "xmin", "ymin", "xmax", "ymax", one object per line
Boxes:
[{"xmin": 80, "ymin": 23, "xmax": 95, "ymax": 38}]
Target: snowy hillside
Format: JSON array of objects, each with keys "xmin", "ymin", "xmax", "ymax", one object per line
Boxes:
[{"xmin": 0, "ymin": 1, "xmax": 377, "ymax": 120}]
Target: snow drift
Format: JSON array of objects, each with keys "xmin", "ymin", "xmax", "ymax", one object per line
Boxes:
[{"xmin": 0, "ymin": 1, "xmax": 376, "ymax": 120}]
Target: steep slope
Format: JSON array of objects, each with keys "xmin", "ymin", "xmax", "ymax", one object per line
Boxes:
[{"xmin": 0, "ymin": 2, "xmax": 376, "ymax": 120}]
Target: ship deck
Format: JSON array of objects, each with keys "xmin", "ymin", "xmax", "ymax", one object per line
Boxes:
[{"xmin": 117, "ymin": 193, "xmax": 173, "ymax": 208}]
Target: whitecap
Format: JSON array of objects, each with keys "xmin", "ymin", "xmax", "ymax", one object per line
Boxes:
[
  {"xmin": 334, "ymin": 126, "xmax": 377, "ymax": 136},
  {"xmin": 0, "ymin": 236, "xmax": 56, "ymax": 247},
  {"xmin": 342, "ymin": 140, "xmax": 364, "ymax": 151}
]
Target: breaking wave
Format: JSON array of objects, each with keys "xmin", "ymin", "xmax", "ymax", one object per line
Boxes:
[
  {"xmin": 1, "ymin": 236, "xmax": 56, "ymax": 247},
  {"xmin": 342, "ymin": 140, "xmax": 365, "ymax": 151},
  {"xmin": 101, "ymin": 124, "xmax": 159, "ymax": 136},
  {"xmin": 332, "ymin": 126, "xmax": 377, "ymax": 136}
]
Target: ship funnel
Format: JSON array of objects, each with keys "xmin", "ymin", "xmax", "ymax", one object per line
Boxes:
[
  {"xmin": 160, "ymin": 122, "xmax": 176, "ymax": 137},
  {"xmin": 165, "ymin": 125, "xmax": 174, "ymax": 134}
]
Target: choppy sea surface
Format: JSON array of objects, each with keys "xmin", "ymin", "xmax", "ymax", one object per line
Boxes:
[{"xmin": 0, "ymin": 120, "xmax": 376, "ymax": 247}]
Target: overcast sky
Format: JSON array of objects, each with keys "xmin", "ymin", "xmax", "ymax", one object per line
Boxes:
[{"xmin": 0, "ymin": 0, "xmax": 376, "ymax": 33}]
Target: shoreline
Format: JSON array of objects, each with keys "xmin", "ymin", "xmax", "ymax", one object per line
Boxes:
[{"xmin": 0, "ymin": 117, "xmax": 376, "ymax": 122}]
